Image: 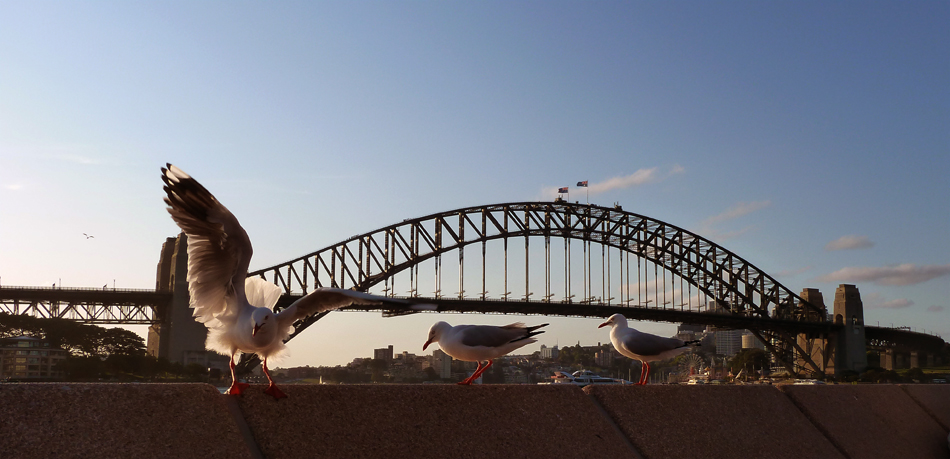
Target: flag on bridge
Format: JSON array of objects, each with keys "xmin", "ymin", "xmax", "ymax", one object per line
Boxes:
[
  {"xmin": 557, "ymin": 187, "xmax": 569, "ymax": 194},
  {"xmin": 577, "ymin": 180, "xmax": 588, "ymax": 187}
]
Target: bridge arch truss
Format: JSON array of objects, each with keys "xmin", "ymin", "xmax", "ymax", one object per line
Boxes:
[{"xmin": 250, "ymin": 201, "xmax": 829, "ymax": 374}]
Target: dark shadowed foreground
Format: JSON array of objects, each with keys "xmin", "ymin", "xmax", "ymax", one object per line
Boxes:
[{"xmin": 2, "ymin": 383, "xmax": 948, "ymax": 459}]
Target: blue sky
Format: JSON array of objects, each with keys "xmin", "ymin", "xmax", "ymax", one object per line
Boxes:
[{"xmin": 1, "ymin": 1, "xmax": 947, "ymax": 368}]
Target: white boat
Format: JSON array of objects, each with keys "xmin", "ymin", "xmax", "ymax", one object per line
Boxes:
[{"xmin": 541, "ymin": 370, "xmax": 632, "ymax": 386}]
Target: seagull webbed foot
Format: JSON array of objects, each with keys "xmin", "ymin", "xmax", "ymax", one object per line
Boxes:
[
  {"xmin": 226, "ymin": 381, "xmax": 250, "ymax": 395},
  {"xmin": 264, "ymin": 383, "xmax": 288, "ymax": 399}
]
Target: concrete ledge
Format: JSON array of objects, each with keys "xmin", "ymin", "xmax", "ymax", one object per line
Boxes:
[
  {"xmin": 901, "ymin": 384, "xmax": 950, "ymax": 431},
  {"xmin": 0, "ymin": 383, "xmax": 251, "ymax": 459},
  {"xmin": 5, "ymin": 383, "xmax": 949, "ymax": 459},
  {"xmin": 584, "ymin": 385, "xmax": 843, "ymax": 459},
  {"xmin": 778, "ymin": 384, "xmax": 949, "ymax": 459},
  {"xmin": 234, "ymin": 384, "xmax": 635, "ymax": 459}
]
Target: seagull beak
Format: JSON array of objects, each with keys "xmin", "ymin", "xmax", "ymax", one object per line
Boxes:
[
  {"xmin": 423, "ymin": 339, "xmax": 432, "ymax": 351},
  {"xmin": 253, "ymin": 323, "xmax": 263, "ymax": 336},
  {"xmin": 598, "ymin": 321, "xmax": 610, "ymax": 328}
]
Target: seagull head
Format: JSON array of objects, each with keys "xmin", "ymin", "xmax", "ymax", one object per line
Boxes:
[
  {"xmin": 423, "ymin": 321, "xmax": 450, "ymax": 351},
  {"xmin": 251, "ymin": 308, "xmax": 273, "ymax": 337},
  {"xmin": 598, "ymin": 313, "xmax": 628, "ymax": 329}
]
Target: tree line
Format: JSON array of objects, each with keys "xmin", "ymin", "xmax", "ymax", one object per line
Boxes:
[{"xmin": 0, "ymin": 312, "xmax": 207, "ymax": 381}]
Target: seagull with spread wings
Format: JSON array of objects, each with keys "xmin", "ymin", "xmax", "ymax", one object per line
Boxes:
[{"xmin": 162, "ymin": 163, "xmax": 417, "ymax": 399}]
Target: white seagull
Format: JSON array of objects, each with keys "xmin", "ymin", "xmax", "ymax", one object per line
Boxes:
[
  {"xmin": 162, "ymin": 163, "xmax": 415, "ymax": 399},
  {"xmin": 599, "ymin": 314, "xmax": 700, "ymax": 385},
  {"xmin": 423, "ymin": 321, "xmax": 548, "ymax": 384}
]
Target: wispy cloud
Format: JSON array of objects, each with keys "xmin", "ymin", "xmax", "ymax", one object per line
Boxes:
[
  {"xmin": 927, "ymin": 305, "xmax": 945, "ymax": 313},
  {"xmin": 775, "ymin": 266, "xmax": 812, "ymax": 278},
  {"xmin": 543, "ymin": 165, "xmax": 684, "ymax": 199},
  {"xmin": 588, "ymin": 165, "xmax": 684, "ymax": 195},
  {"xmin": 702, "ymin": 226, "xmax": 756, "ymax": 242},
  {"xmin": 700, "ymin": 201, "xmax": 772, "ymax": 227},
  {"xmin": 3, "ymin": 183, "xmax": 24, "ymax": 191},
  {"xmin": 877, "ymin": 298, "xmax": 914, "ymax": 309},
  {"xmin": 693, "ymin": 200, "xmax": 771, "ymax": 241},
  {"xmin": 863, "ymin": 293, "xmax": 914, "ymax": 309},
  {"xmin": 817, "ymin": 263, "xmax": 950, "ymax": 286},
  {"xmin": 825, "ymin": 235, "xmax": 874, "ymax": 251}
]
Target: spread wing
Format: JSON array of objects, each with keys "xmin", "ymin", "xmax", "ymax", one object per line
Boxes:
[
  {"xmin": 275, "ymin": 288, "xmax": 412, "ymax": 327},
  {"xmin": 459, "ymin": 323, "xmax": 544, "ymax": 348},
  {"xmin": 162, "ymin": 164, "xmax": 252, "ymax": 324},
  {"xmin": 619, "ymin": 330, "xmax": 687, "ymax": 357}
]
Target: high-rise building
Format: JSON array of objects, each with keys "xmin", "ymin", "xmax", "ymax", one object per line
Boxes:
[
  {"xmin": 741, "ymin": 332, "xmax": 765, "ymax": 351},
  {"xmin": 714, "ymin": 329, "xmax": 743, "ymax": 357},
  {"xmin": 539, "ymin": 344, "xmax": 559, "ymax": 360},
  {"xmin": 374, "ymin": 345, "xmax": 394, "ymax": 362},
  {"xmin": 0, "ymin": 336, "xmax": 68, "ymax": 380},
  {"xmin": 433, "ymin": 349, "xmax": 452, "ymax": 379}
]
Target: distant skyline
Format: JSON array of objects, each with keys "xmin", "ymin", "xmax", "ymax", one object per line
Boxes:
[{"xmin": 1, "ymin": 2, "xmax": 948, "ymax": 367}]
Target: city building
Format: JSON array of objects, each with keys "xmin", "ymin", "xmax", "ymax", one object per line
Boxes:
[
  {"xmin": 0, "ymin": 336, "xmax": 68, "ymax": 380},
  {"xmin": 433, "ymin": 349, "xmax": 452, "ymax": 379},
  {"xmin": 539, "ymin": 344, "xmax": 559, "ymax": 360},
  {"xmin": 713, "ymin": 328, "xmax": 743, "ymax": 357},
  {"xmin": 374, "ymin": 345, "xmax": 394, "ymax": 362},
  {"xmin": 594, "ymin": 348, "xmax": 615, "ymax": 367},
  {"xmin": 741, "ymin": 332, "xmax": 766, "ymax": 351}
]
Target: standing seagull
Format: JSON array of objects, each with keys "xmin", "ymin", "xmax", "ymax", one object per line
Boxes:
[
  {"xmin": 162, "ymin": 163, "xmax": 414, "ymax": 399},
  {"xmin": 599, "ymin": 314, "xmax": 700, "ymax": 385},
  {"xmin": 423, "ymin": 321, "xmax": 547, "ymax": 384}
]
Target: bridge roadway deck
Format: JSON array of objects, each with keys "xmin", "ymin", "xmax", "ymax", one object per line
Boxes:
[
  {"xmin": 275, "ymin": 294, "xmax": 839, "ymax": 334},
  {"xmin": 2, "ymin": 383, "xmax": 948, "ymax": 459},
  {"xmin": 0, "ymin": 286, "xmax": 171, "ymax": 324}
]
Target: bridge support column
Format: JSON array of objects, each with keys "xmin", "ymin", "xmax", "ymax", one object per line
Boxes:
[
  {"xmin": 796, "ymin": 289, "xmax": 833, "ymax": 376},
  {"xmin": 832, "ymin": 284, "xmax": 868, "ymax": 376},
  {"xmin": 147, "ymin": 234, "xmax": 216, "ymax": 367},
  {"xmin": 910, "ymin": 351, "xmax": 919, "ymax": 369},
  {"xmin": 881, "ymin": 349, "xmax": 895, "ymax": 370}
]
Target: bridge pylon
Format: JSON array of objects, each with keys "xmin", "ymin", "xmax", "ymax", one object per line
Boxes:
[
  {"xmin": 794, "ymin": 288, "xmax": 833, "ymax": 376},
  {"xmin": 833, "ymin": 284, "xmax": 868, "ymax": 374},
  {"xmin": 147, "ymin": 234, "xmax": 220, "ymax": 368}
]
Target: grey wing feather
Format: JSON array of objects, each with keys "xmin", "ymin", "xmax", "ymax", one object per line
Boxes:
[
  {"xmin": 162, "ymin": 164, "xmax": 252, "ymax": 323},
  {"xmin": 622, "ymin": 333, "xmax": 687, "ymax": 357},
  {"xmin": 276, "ymin": 288, "xmax": 408, "ymax": 326},
  {"xmin": 459, "ymin": 324, "xmax": 533, "ymax": 348}
]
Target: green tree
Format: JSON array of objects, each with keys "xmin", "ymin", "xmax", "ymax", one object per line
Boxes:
[
  {"xmin": 730, "ymin": 348, "xmax": 769, "ymax": 377},
  {"xmin": 903, "ymin": 367, "xmax": 925, "ymax": 382}
]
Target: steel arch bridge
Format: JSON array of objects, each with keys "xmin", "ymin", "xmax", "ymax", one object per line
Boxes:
[{"xmin": 248, "ymin": 201, "xmax": 831, "ymax": 374}]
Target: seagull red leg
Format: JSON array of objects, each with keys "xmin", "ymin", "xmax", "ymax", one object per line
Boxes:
[
  {"xmin": 262, "ymin": 357, "xmax": 287, "ymax": 399},
  {"xmin": 225, "ymin": 353, "xmax": 250, "ymax": 395},
  {"xmin": 470, "ymin": 359, "xmax": 493, "ymax": 382},
  {"xmin": 458, "ymin": 361, "xmax": 484, "ymax": 385},
  {"xmin": 639, "ymin": 361, "xmax": 651, "ymax": 385}
]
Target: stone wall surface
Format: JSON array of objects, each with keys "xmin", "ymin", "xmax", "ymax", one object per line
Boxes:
[
  {"xmin": 234, "ymin": 384, "xmax": 635, "ymax": 459},
  {"xmin": 0, "ymin": 383, "xmax": 251, "ymax": 459},
  {"xmin": 584, "ymin": 384, "xmax": 844, "ymax": 459},
  {"xmin": 901, "ymin": 384, "xmax": 950, "ymax": 431},
  {"xmin": 778, "ymin": 384, "xmax": 949, "ymax": 459},
  {"xmin": 3, "ymin": 382, "xmax": 949, "ymax": 459}
]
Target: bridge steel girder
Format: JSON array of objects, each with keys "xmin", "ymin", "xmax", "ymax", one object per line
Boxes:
[
  {"xmin": 0, "ymin": 287, "xmax": 170, "ymax": 324},
  {"xmin": 246, "ymin": 201, "xmax": 833, "ymax": 375}
]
